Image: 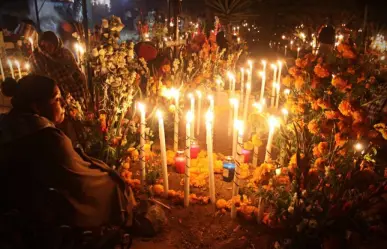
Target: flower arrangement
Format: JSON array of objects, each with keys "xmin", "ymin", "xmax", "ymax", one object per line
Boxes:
[{"xmin": 244, "ymin": 43, "xmax": 387, "ymax": 247}]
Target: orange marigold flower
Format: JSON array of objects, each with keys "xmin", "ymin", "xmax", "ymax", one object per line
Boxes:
[
  {"xmin": 161, "ymin": 64, "xmax": 171, "ymax": 73},
  {"xmin": 314, "ymin": 158, "xmax": 326, "ymax": 170},
  {"xmin": 318, "ymin": 142, "xmax": 329, "ymax": 155},
  {"xmin": 338, "ymin": 100, "xmax": 353, "ymax": 116},
  {"xmin": 295, "ymin": 76, "xmax": 305, "ymax": 90},
  {"xmin": 311, "ymin": 77, "xmax": 321, "ymax": 89},
  {"xmin": 313, "ymin": 145, "xmax": 322, "ymax": 157},
  {"xmin": 331, "ymin": 76, "xmax": 351, "ymax": 92},
  {"xmin": 308, "ymin": 119, "xmax": 319, "ymax": 135},
  {"xmin": 335, "ymin": 132, "xmax": 347, "ymax": 148},
  {"xmin": 314, "ymin": 64, "xmax": 330, "ymax": 78},
  {"xmin": 351, "ymin": 111, "xmax": 364, "ymax": 124},
  {"xmin": 311, "ymin": 100, "xmax": 320, "ymax": 111},
  {"xmin": 347, "ymin": 67, "xmax": 355, "ymax": 75},
  {"xmin": 295, "ymin": 58, "xmax": 308, "ymax": 68},
  {"xmin": 317, "ymin": 98, "xmax": 331, "ymax": 109},
  {"xmin": 288, "ymin": 66, "xmax": 301, "ymax": 77},
  {"xmin": 337, "ymin": 43, "xmax": 357, "ymax": 59},
  {"xmin": 282, "ymin": 75, "xmax": 293, "ymax": 87},
  {"xmin": 325, "ymin": 110, "xmax": 340, "ymax": 120},
  {"xmin": 357, "ymin": 74, "xmax": 365, "ymax": 83}
]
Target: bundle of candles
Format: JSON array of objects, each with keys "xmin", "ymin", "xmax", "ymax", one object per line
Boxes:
[
  {"xmin": 136, "ymin": 58, "xmax": 291, "ymax": 217},
  {"xmin": 0, "ymin": 58, "xmax": 30, "ymax": 81}
]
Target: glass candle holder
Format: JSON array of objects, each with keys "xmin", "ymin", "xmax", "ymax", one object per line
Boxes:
[
  {"xmin": 174, "ymin": 150, "xmax": 186, "ymax": 174},
  {"xmin": 242, "ymin": 148, "xmax": 251, "ymax": 163},
  {"xmin": 190, "ymin": 139, "xmax": 200, "ymax": 159},
  {"xmin": 223, "ymin": 156, "xmax": 235, "ymax": 182}
]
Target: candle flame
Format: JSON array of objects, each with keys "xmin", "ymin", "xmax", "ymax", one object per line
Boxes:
[
  {"xmin": 281, "ymin": 108, "xmax": 289, "ymax": 116},
  {"xmin": 268, "ymin": 116, "xmax": 280, "ymax": 128},
  {"xmin": 208, "ymin": 95, "xmax": 214, "ymax": 101},
  {"xmin": 170, "ymin": 87, "xmax": 179, "ymax": 98},
  {"xmin": 246, "ymin": 83, "xmax": 251, "ymax": 90},
  {"xmin": 138, "ymin": 103, "xmax": 145, "ymax": 112},
  {"xmin": 277, "ymin": 60, "xmax": 282, "ymax": 67},
  {"xmin": 156, "ymin": 109, "xmax": 163, "ymax": 119},
  {"xmin": 25, "ymin": 63, "xmax": 30, "ymax": 70},
  {"xmin": 196, "ymin": 90, "xmax": 202, "ymax": 98},
  {"xmin": 229, "ymin": 98, "xmax": 238, "ymax": 106},
  {"xmin": 258, "ymin": 71, "xmax": 265, "ymax": 77},
  {"xmin": 261, "ymin": 60, "xmax": 267, "ymax": 66},
  {"xmin": 297, "ymin": 47, "xmax": 301, "ymax": 51},
  {"xmin": 14, "ymin": 60, "xmax": 20, "ymax": 67},
  {"xmin": 253, "ymin": 102, "xmax": 263, "ymax": 113},
  {"xmin": 247, "ymin": 60, "xmax": 253, "ymax": 67},
  {"xmin": 186, "ymin": 111, "xmax": 194, "ymax": 122},
  {"xmin": 234, "ymin": 120, "xmax": 244, "ymax": 135},
  {"xmin": 275, "ymin": 168, "xmax": 281, "ymax": 176},
  {"xmin": 205, "ymin": 110, "xmax": 214, "ymax": 122},
  {"xmin": 354, "ymin": 142, "xmax": 364, "ymax": 152},
  {"xmin": 271, "ymin": 64, "xmax": 277, "ymax": 70},
  {"xmin": 284, "ymin": 89, "xmax": 290, "ymax": 95},
  {"xmin": 188, "ymin": 93, "xmax": 194, "ymax": 99}
]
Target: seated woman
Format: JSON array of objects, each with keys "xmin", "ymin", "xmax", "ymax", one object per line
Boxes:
[{"xmin": 0, "ymin": 75, "xmax": 134, "ymax": 229}]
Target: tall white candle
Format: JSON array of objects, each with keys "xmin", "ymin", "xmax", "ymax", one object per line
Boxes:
[
  {"xmin": 74, "ymin": 43, "xmax": 80, "ymax": 65},
  {"xmin": 208, "ymin": 95, "xmax": 215, "ymax": 137},
  {"xmin": 228, "ymin": 94, "xmax": 234, "ymax": 137},
  {"xmin": 0, "ymin": 58, "xmax": 5, "ymax": 81},
  {"xmin": 184, "ymin": 111, "xmax": 193, "ymax": 207},
  {"xmin": 231, "ymin": 99, "xmax": 239, "ymax": 158},
  {"xmin": 138, "ymin": 103, "xmax": 146, "ymax": 185},
  {"xmin": 188, "ymin": 93, "xmax": 195, "ymax": 139},
  {"xmin": 240, "ymin": 68, "xmax": 245, "ymax": 110},
  {"xmin": 28, "ymin": 37, "xmax": 34, "ymax": 52},
  {"xmin": 7, "ymin": 59, "xmax": 15, "ymax": 79},
  {"xmin": 14, "ymin": 60, "xmax": 22, "ymax": 79},
  {"xmin": 205, "ymin": 110, "xmax": 216, "ymax": 204},
  {"xmin": 231, "ymin": 120, "xmax": 244, "ymax": 219},
  {"xmin": 247, "ymin": 60, "xmax": 253, "ymax": 83},
  {"xmin": 264, "ymin": 116, "xmax": 279, "ymax": 162},
  {"xmin": 242, "ymin": 83, "xmax": 251, "ymax": 130},
  {"xmin": 157, "ymin": 110, "xmax": 169, "ymax": 196},
  {"xmin": 252, "ymin": 102, "xmax": 263, "ymax": 167},
  {"xmin": 196, "ymin": 90, "xmax": 202, "ymax": 136},
  {"xmin": 260, "ymin": 60, "xmax": 267, "ymax": 102},
  {"xmin": 270, "ymin": 64, "xmax": 277, "ymax": 107},
  {"xmin": 171, "ymin": 88, "xmax": 180, "ymax": 151},
  {"xmin": 276, "ymin": 61, "xmax": 282, "ymax": 109}
]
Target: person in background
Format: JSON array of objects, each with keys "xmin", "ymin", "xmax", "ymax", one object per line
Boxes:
[
  {"xmin": 0, "ymin": 75, "xmax": 134, "ymax": 231},
  {"xmin": 29, "ymin": 31, "xmax": 87, "ymax": 109},
  {"xmin": 317, "ymin": 16, "xmax": 335, "ymax": 54}
]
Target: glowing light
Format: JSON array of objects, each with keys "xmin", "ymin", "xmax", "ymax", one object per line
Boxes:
[
  {"xmin": 253, "ymin": 102, "xmax": 263, "ymax": 113},
  {"xmin": 275, "ymin": 168, "xmax": 281, "ymax": 176},
  {"xmin": 281, "ymin": 108, "xmax": 289, "ymax": 116},
  {"xmin": 205, "ymin": 110, "xmax": 214, "ymax": 122},
  {"xmin": 156, "ymin": 109, "xmax": 163, "ymax": 119},
  {"xmin": 186, "ymin": 111, "xmax": 194, "ymax": 122},
  {"xmin": 268, "ymin": 116, "xmax": 280, "ymax": 128},
  {"xmin": 354, "ymin": 142, "xmax": 364, "ymax": 152},
  {"xmin": 284, "ymin": 89, "xmax": 290, "ymax": 95}
]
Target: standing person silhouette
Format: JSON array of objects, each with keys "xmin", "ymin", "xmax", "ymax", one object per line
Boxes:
[{"xmin": 317, "ymin": 16, "xmax": 336, "ymax": 54}]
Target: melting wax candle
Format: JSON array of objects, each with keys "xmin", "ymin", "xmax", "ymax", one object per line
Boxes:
[
  {"xmin": 190, "ymin": 139, "xmax": 200, "ymax": 159},
  {"xmin": 174, "ymin": 150, "xmax": 186, "ymax": 174}
]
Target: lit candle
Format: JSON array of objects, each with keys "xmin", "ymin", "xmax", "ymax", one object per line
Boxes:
[
  {"xmin": 24, "ymin": 63, "xmax": 30, "ymax": 74},
  {"xmin": 7, "ymin": 59, "xmax": 15, "ymax": 79},
  {"xmin": 157, "ymin": 110, "xmax": 169, "ymax": 196},
  {"xmin": 284, "ymin": 45, "xmax": 287, "ymax": 56},
  {"xmin": 271, "ymin": 64, "xmax": 277, "ymax": 107},
  {"xmin": 171, "ymin": 88, "xmax": 179, "ymax": 151},
  {"xmin": 242, "ymin": 83, "xmax": 251, "ymax": 130},
  {"xmin": 206, "ymin": 110, "xmax": 216, "ymax": 204},
  {"xmin": 74, "ymin": 43, "xmax": 80, "ymax": 65},
  {"xmin": 230, "ymin": 98, "xmax": 239, "ymax": 158},
  {"xmin": 0, "ymin": 58, "xmax": 5, "ymax": 81},
  {"xmin": 290, "ymin": 40, "xmax": 294, "ymax": 50},
  {"xmin": 188, "ymin": 93, "xmax": 195, "ymax": 139},
  {"xmin": 184, "ymin": 111, "xmax": 194, "ymax": 207},
  {"xmin": 28, "ymin": 37, "xmax": 34, "ymax": 52},
  {"xmin": 260, "ymin": 60, "xmax": 267, "ymax": 102},
  {"xmin": 196, "ymin": 90, "xmax": 202, "ymax": 136},
  {"xmin": 231, "ymin": 120, "xmax": 244, "ymax": 219},
  {"xmin": 281, "ymin": 108, "xmax": 289, "ymax": 123},
  {"xmin": 138, "ymin": 103, "xmax": 146, "ymax": 185},
  {"xmin": 297, "ymin": 47, "xmax": 301, "ymax": 58},
  {"xmin": 284, "ymin": 88, "xmax": 290, "ymax": 99},
  {"xmin": 174, "ymin": 150, "xmax": 186, "ymax": 173},
  {"xmin": 264, "ymin": 116, "xmax": 279, "ymax": 162},
  {"xmin": 208, "ymin": 95, "xmax": 215, "ymax": 137},
  {"xmin": 14, "ymin": 60, "xmax": 22, "ymax": 79},
  {"xmin": 240, "ymin": 68, "xmax": 245, "ymax": 110},
  {"xmin": 252, "ymin": 102, "xmax": 263, "ymax": 167},
  {"xmin": 275, "ymin": 83, "xmax": 281, "ymax": 109}
]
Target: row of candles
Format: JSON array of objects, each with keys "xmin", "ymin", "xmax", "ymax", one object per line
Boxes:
[
  {"xmin": 137, "ymin": 59, "xmax": 288, "ymax": 216},
  {"xmin": 0, "ymin": 58, "xmax": 30, "ymax": 81}
]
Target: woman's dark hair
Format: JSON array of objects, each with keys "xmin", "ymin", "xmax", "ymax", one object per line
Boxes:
[
  {"xmin": 1, "ymin": 75, "xmax": 57, "ymax": 110},
  {"xmin": 39, "ymin": 31, "xmax": 59, "ymax": 47}
]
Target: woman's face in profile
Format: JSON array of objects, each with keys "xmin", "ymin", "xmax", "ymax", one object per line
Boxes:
[{"xmin": 40, "ymin": 86, "xmax": 65, "ymax": 124}]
